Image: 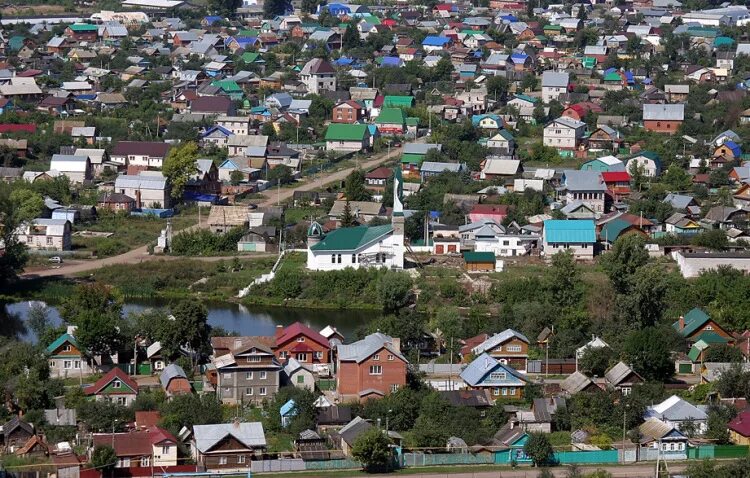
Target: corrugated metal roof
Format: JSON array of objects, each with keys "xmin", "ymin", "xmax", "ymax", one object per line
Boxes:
[
  {"xmin": 193, "ymin": 422, "xmax": 266, "ymax": 452},
  {"xmin": 543, "ymin": 219, "xmax": 596, "ymax": 243}
]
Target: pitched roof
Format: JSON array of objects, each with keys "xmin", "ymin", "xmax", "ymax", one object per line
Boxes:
[
  {"xmin": 643, "ymin": 103, "xmax": 685, "ymax": 121},
  {"xmin": 338, "ymin": 416, "xmax": 373, "ymax": 446},
  {"xmin": 647, "ymin": 395, "xmax": 707, "ymax": 421},
  {"xmin": 460, "ymin": 353, "xmax": 527, "ymax": 387},
  {"xmin": 159, "ymin": 363, "xmax": 188, "ymax": 389},
  {"xmin": 46, "ymin": 333, "xmax": 78, "ymax": 354},
  {"xmin": 729, "ymin": 410, "xmax": 750, "ymax": 437},
  {"xmin": 471, "ymin": 329, "xmax": 529, "ymax": 355},
  {"xmin": 193, "ymin": 422, "xmax": 266, "ymax": 452},
  {"xmin": 563, "ymin": 170, "xmax": 607, "ymax": 191},
  {"xmin": 543, "ymin": 220, "xmax": 596, "ymax": 243},
  {"xmin": 561, "ymin": 371, "xmax": 595, "ymax": 394},
  {"xmin": 604, "ymin": 361, "xmax": 641, "ymax": 387},
  {"xmin": 311, "ymin": 224, "xmax": 393, "ymax": 252},
  {"xmin": 325, "ymin": 123, "xmax": 368, "ymax": 141},
  {"xmin": 338, "ymin": 332, "xmax": 407, "ymax": 363},
  {"xmin": 84, "ymin": 368, "xmax": 139, "ymax": 396},
  {"xmin": 300, "ymin": 58, "xmax": 335, "ymax": 75},
  {"xmin": 673, "ymin": 308, "xmax": 711, "ymax": 337},
  {"xmin": 276, "ymin": 322, "xmax": 330, "ymax": 349},
  {"xmin": 112, "ymin": 141, "xmax": 171, "ymax": 157}
]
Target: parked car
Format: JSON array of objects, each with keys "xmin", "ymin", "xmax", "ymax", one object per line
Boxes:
[{"xmin": 48, "ymin": 256, "xmax": 63, "ymax": 264}]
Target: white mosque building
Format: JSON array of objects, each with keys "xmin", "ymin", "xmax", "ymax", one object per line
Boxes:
[{"xmin": 306, "ymin": 168, "xmax": 405, "ymax": 271}]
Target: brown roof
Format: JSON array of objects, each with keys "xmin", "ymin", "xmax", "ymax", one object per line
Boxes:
[
  {"xmin": 134, "ymin": 411, "xmax": 161, "ymax": 429},
  {"xmin": 211, "ymin": 336, "xmax": 275, "ymax": 353},
  {"xmin": 366, "ymin": 167, "xmax": 393, "ymax": 180},
  {"xmin": 112, "ymin": 141, "xmax": 171, "ymax": 158},
  {"xmin": 190, "ymin": 95, "xmax": 232, "ymax": 114},
  {"xmin": 206, "ymin": 205, "xmax": 249, "ymax": 227}
]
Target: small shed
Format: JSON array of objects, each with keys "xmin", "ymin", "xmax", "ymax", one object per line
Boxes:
[
  {"xmin": 462, "ymin": 251, "xmax": 496, "ymax": 272},
  {"xmin": 207, "ymin": 205, "xmax": 248, "ymax": 233},
  {"xmin": 280, "ymin": 399, "xmax": 298, "ymax": 428}
]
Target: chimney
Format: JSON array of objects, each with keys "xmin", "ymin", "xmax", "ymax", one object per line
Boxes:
[
  {"xmin": 275, "ymin": 325, "xmax": 284, "ymax": 340},
  {"xmin": 135, "ymin": 189, "xmax": 142, "ymax": 209},
  {"xmin": 232, "ymin": 417, "xmax": 240, "ymax": 428},
  {"xmin": 391, "ymin": 337, "xmax": 401, "ymax": 353},
  {"xmin": 678, "ymin": 316, "xmax": 685, "ymax": 330}
]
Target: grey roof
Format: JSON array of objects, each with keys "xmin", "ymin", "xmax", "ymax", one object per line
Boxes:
[
  {"xmin": 551, "ymin": 117, "xmax": 586, "ymax": 130},
  {"xmin": 159, "ymin": 363, "xmax": 187, "ymax": 389},
  {"xmin": 403, "ymin": 143, "xmax": 442, "ymax": 155},
  {"xmin": 420, "ymin": 161, "xmax": 464, "ymax": 174},
  {"xmin": 645, "ymin": 395, "xmax": 707, "ymax": 422},
  {"xmin": 704, "ymin": 206, "xmax": 740, "ymax": 223},
  {"xmin": 663, "ymin": 193, "xmax": 694, "ymax": 210},
  {"xmin": 115, "ymin": 173, "xmax": 167, "ymax": 191},
  {"xmin": 560, "ymin": 371, "xmax": 594, "ymax": 394},
  {"xmin": 338, "ymin": 333, "xmax": 406, "ymax": 364},
  {"xmin": 542, "ymin": 71, "xmax": 569, "ymax": 88},
  {"xmin": 338, "ymin": 416, "xmax": 372, "ymax": 446},
  {"xmin": 561, "ymin": 200, "xmax": 595, "ymax": 216},
  {"xmin": 193, "ymin": 422, "xmax": 266, "ymax": 452},
  {"xmin": 604, "ymin": 361, "xmax": 640, "ymax": 387},
  {"xmin": 643, "ymin": 103, "xmax": 684, "ymax": 121},
  {"xmin": 472, "ymin": 329, "xmax": 530, "ymax": 355},
  {"xmin": 283, "ymin": 358, "xmax": 311, "ymax": 376},
  {"xmin": 460, "ymin": 353, "xmax": 526, "ymax": 387},
  {"xmin": 563, "ymin": 170, "xmax": 606, "ymax": 192}
]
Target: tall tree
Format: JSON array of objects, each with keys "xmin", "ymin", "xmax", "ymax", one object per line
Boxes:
[
  {"xmin": 61, "ymin": 284, "xmax": 124, "ymax": 361},
  {"xmin": 600, "ymin": 234, "xmax": 649, "ymax": 294},
  {"xmin": 158, "ymin": 300, "xmax": 211, "ymax": 370},
  {"xmin": 616, "ymin": 263, "xmax": 669, "ymax": 328},
  {"xmin": 162, "ymin": 141, "xmax": 199, "ymax": 200},
  {"xmin": 341, "ymin": 199, "xmax": 355, "ymax": 227},
  {"xmin": 0, "ymin": 185, "xmax": 43, "ymax": 284},
  {"xmin": 345, "ymin": 169, "xmax": 372, "ymax": 201},
  {"xmin": 263, "ymin": 0, "xmax": 289, "ymax": 17},
  {"xmin": 352, "ymin": 427, "xmax": 394, "ymax": 473},
  {"xmin": 622, "ymin": 327, "xmax": 675, "ymax": 382},
  {"xmin": 342, "ymin": 24, "xmax": 361, "ymax": 50},
  {"xmin": 524, "ymin": 432, "xmax": 554, "ymax": 467},
  {"xmin": 548, "ymin": 251, "xmax": 583, "ymax": 310}
]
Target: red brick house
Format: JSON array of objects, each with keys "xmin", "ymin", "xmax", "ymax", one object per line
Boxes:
[
  {"xmin": 332, "ymin": 100, "xmax": 364, "ymax": 124},
  {"xmin": 274, "ymin": 322, "xmax": 331, "ymax": 365},
  {"xmin": 336, "ymin": 332, "xmax": 407, "ymax": 401},
  {"xmin": 643, "ymin": 104, "xmax": 684, "ymax": 134}
]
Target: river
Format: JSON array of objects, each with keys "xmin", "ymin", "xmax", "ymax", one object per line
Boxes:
[{"xmin": 4, "ymin": 299, "xmax": 382, "ymax": 342}]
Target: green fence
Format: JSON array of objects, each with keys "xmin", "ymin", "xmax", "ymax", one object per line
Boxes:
[
  {"xmin": 714, "ymin": 445, "xmax": 749, "ymax": 459},
  {"xmin": 316, "ymin": 379, "xmax": 336, "ymax": 391},
  {"xmin": 554, "ymin": 450, "xmax": 619, "ymax": 464},
  {"xmin": 304, "ymin": 458, "xmax": 361, "ymax": 470}
]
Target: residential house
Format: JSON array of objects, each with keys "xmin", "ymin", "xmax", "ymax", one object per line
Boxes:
[
  {"xmin": 216, "ymin": 116, "xmax": 251, "ymax": 136},
  {"xmin": 190, "ymin": 423, "xmax": 266, "ymax": 470},
  {"xmin": 473, "ymin": 223, "xmax": 540, "ymax": 257},
  {"xmin": 419, "ymin": 162, "xmax": 465, "ymax": 182},
  {"xmin": 337, "ymin": 332, "xmax": 408, "ymax": 400},
  {"xmin": 364, "ymin": 167, "xmax": 391, "ymax": 196},
  {"xmin": 110, "ymin": 141, "xmax": 171, "ymax": 169},
  {"xmin": 468, "ymin": 204, "xmax": 509, "ymax": 224},
  {"xmin": 283, "ymin": 358, "xmax": 315, "ymax": 391},
  {"xmin": 729, "ymin": 411, "xmax": 750, "ymax": 445},
  {"xmin": 587, "ymin": 126, "xmax": 623, "ymax": 152},
  {"xmin": 274, "ymin": 322, "xmax": 332, "ymax": 367},
  {"xmin": 487, "ymin": 130, "xmax": 516, "ymax": 156},
  {"xmin": 114, "ymin": 172, "xmax": 171, "ymax": 208},
  {"xmin": 604, "ymin": 361, "xmax": 643, "ymax": 395},
  {"xmin": 673, "ymin": 308, "xmax": 733, "ymax": 344},
  {"xmin": 325, "ymin": 123, "xmax": 370, "ymax": 152},
  {"xmin": 626, "ymin": 151, "xmax": 662, "ymax": 177},
  {"xmin": 643, "ymin": 104, "xmax": 685, "ymax": 134},
  {"xmin": 561, "ymin": 170, "xmax": 607, "ymax": 215},
  {"xmin": 2, "ymin": 417, "xmax": 34, "ymax": 450},
  {"xmin": 637, "ymin": 419, "xmax": 689, "ymax": 460},
  {"xmin": 300, "ymin": 58, "xmax": 337, "ymax": 95},
  {"xmin": 49, "ymin": 154, "xmax": 92, "ymax": 184},
  {"xmin": 329, "ymin": 200, "xmax": 385, "ymax": 224},
  {"xmin": 225, "ymin": 135, "xmax": 268, "ymax": 157},
  {"xmin": 401, "ymin": 143, "xmax": 442, "ymax": 175},
  {"xmin": 542, "ymin": 219, "xmax": 596, "ymax": 260},
  {"xmin": 541, "ymin": 71, "xmax": 569, "ymax": 103},
  {"xmin": 479, "ymin": 158, "xmax": 522, "ymax": 179},
  {"xmin": 645, "ymin": 395, "xmax": 708, "ymax": 436},
  {"xmin": 335, "ymin": 417, "xmax": 372, "ymax": 456},
  {"xmin": 560, "ymin": 371, "xmax": 598, "ymax": 395},
  {"xmin": 374, "ymin": 107, "xmax": 406, "ymax": 135},
  {"xmin": 213, "ymin": 337, "xmax": 281, "ymax": 404},
  {"xmin": 92, "ymin": 427, "xmax": 178, "ymax": 468},
  {"xmin": 468, "ymin": 329, "xmax": 530, "ymax": 372},
  {"xmin": 206, "ymin": 205, "xmax": 248, "ymax": 234},
  {"xmin": 160, "ymin": 363, "xmax": 192, "ymax": 397},
  {"xmin": 543, "ymin": 117, "xmax": 586, "ymax": 152},
  {"xmin": 84, "ymin": 368, "xmax": 139, "ymax": 406},
  {"xmin": 46, "ymin": 332, "xmax": 95, "ymax": 378},
  {"xmin": 664, "ymin": 84, "xmax": 690, "ymax": 103},
  {"xmin": 581, "ymin": 155, "xmax": 625, "ymax": 173},
  {"xmin": 665, "ymin": 213, "xmax": 702, "ymax": 235},
  {"xmin": 332, "ymin": 100, "xmax": 364, "ymax": 123},
  {"xmin": 15, "ymin": 218, "xmax": 72, "ymax": 251},
  {"xmin": 460, "ymin": 353, "xmax": 527, "ymax": 400}
]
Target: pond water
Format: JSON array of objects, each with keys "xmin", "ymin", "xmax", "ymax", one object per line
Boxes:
[{"xmin": 4, "ymin": 299, "xmax": 382, "ymax": 342}]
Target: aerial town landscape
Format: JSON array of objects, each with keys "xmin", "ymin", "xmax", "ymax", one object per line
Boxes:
[{"xmin": 7, "ymin": 0, "xmax": 750, "ymax": 477}]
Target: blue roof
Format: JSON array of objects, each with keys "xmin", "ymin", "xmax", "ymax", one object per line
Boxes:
[
  {"xmin": 381, "ymin": 56, "xmax": 402, "ymax": 67},
  {"xmin": 543, "ymin": 219, "xmax": 596, "ymax": 244},
  {"xmin": 724, "ymin": 140, "xmax": 742, "ymax": 156},
  {"xmin": 280, "ymin": 399, "xmax": 298, "ymax": 417},
  {"xmin": 334, "ymin": 57, "xmax": 354, "ymax": 66},
  {"xmin": 510, "ymin": 53, "xmax": 527, "ymax": 62},
  {"xmin": 76, "ymin": 94, "xmax": 96, "ymax": 101},
  {"xmin": 460, "ymin": 353, "xmax": 527, "ymax": 387},
  {"xmin": 471, "ymin": 113, "xmax": 502, "ymax": 126},
  {"xmin": 201, "ymin": 125, "xmax": 233, "ymax": 138},
  {"xmin": 624, "ymin": 71, "xmax": 634, "ymax": 84},
  {"xmin": 204, "ymin": 16, "xmax": 222, "ymax": 25},
  {"xmin": 422, "ymin": 36, "xmax": 450, "ymax": 46},
  {"xmin": 500, "ymin": 14, "xmax": 517, "ymax": 22}
]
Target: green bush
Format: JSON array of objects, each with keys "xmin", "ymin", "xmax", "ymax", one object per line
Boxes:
[
  {"xmin": 170, "ymin": 227, "xmax": 245, "ymax": 255},
  {"xmin": 93, "ymin": 238, "xmax": 129, "ymax": 257}
]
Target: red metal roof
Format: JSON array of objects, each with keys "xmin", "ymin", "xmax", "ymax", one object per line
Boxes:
[
  {"xmin": 84, "ymin": 368, "xmax": 139, "ymax": 396},
  {"xmin": 276, "ymin": 322, "xmax": 329, "ymax": 349},
  {"xmin": 470, "ymin": 204, "xmax": 509, "ymax": 215},
  {"xmin": 366, "ymin": 167, "xmax": 393, "ymax": 180},
  {"xmin": 0, "ymin": 124, "xmax": 36, "ymax": 133},
  {"xmin": 729, "ymin": 411, "xmax": 750, "ymax": 437},
  {"xmin": 601, "ymin": 172, "xmax": 631, "ymax": 183}
]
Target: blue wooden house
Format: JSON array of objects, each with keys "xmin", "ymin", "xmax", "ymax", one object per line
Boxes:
[{"xmin": 460, "ymin": 353, "xmax": 527, "ymax": 399}]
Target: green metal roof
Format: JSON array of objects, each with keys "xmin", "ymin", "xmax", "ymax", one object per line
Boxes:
[
  {"xmin": 69, "ymin": 23, "xmax": 99, "ymax": 32},
  {"xmin": 688, "ymin": 342, "xmax": 706, "ymax": 362},
  {"xmin": 383, "ymin": 96, "xmax": 414, "ymax": 108},
  {"xmin": 693, "ymin": 331, "xmax": 729, "ymax": 344},
  {"xmin": 375, "ymin": 107, "xmax": 406, "ymax": 125},
  {"xmin": 400, "ymin": 153, "xmax": 423, "ymax": 165},
  {"xmin": 603, "ymin": 72, "xmax": 622, "ymax": 82},
  {"xmin": 599, "ymin": 218, "xmax": 632, "ymax": 242},
  {"xmin": 405, "ymin": 117, "xmax": 419, "ymax": 126},
  {"xmin": 544, "ymin": 24, "xmax": 562, "ymax": 30},
  {"xmin": 46, "ymin": 333, "xmax": 78, "ymax": 354},
  {"xmin": 211, "ymin": 80, "xmax": 241, "ymax": 92},
  {"xmin": 463, "ymin": 251, "xmax": 496, "ymax": 263},
  {"xmin": 241, "ymin": 52, "xmax": 262, "ymax": 63},
  {"xmin": 325, "ymin": 123, "xmax": 368, "ymax": 141},
  {"xmin": 311, "ymin": 224, "xmax": 393, "ymax": 251},
  {"xmin": 673, "ymin": 307, "xmax": 710, "ymax": 337}
]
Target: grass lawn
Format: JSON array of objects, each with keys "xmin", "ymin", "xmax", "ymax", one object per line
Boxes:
[
  {"xmin": 284, "ymin": 206, "xmax": 328, "ymax": 224},
  {"xmin": 72, "ymin": 207, "xmax": 199, "ymax": 254}
]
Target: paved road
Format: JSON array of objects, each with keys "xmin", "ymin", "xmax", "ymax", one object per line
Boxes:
[{"xmin": 22, "ymin": 143, "xmax": 406, "ymax": 278}]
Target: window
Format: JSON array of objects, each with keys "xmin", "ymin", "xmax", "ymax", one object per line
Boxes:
[
  {"xmin": 64, "ymin": 360, "xmax": 72, "ymax": 369},
  {"xmin": 142, "ymin": 457, "xmax": 150, "ymax": 466},
  {"xmin": 297, "ymin": 375, "xmax": 305, "ymax": 384},
  {"xmin": 705, "ymin": 325, "xmax": 713, "ymax": 331},
  {"xmin": 259, "ymin": 387, "xmax": 267, "ymax": 396},
  {"xmin": 162, "ymin": 446, "xmax": 170, "ymax": 455},
  {"xmin": 352, "ymin": 254, "xmax": 357, "ymax": 263},
  {"xmin": 373, "ymin": 354, "xmax": 380, "ymax": 361},
  {"xmin": 387, "ymin": 354, "xmax": 395, "ymax": 361},
  {"xmin": 296, "ymin": 353, "xmax": 307, "ymax": 361},
  {"xmin": 238, "ymin": 455, "xmax": 246, "ymax": 464},
  {"xmin": 62, "ymin": 345, "xmax": 71, "ymax": 352},
  {"xmin": 509, "ymin": 387, "xmax": 516, "ymax": 396},
  {"xmin": 622, "ymin": 387, "xmax": 632, "ymax": 396},
  {"xmin": 507, "ymin": 345, "xmax": 522, "ymax": 352},
  {"xmin": 219, "ymin": 457, "xmax": 228, "ymax": 465},
  {"xmin": 280, "ymin": 351, "xmax": 288, "ymax": 359},
  {"xmin": 502, "ymin": 388, "xmax": 508, "ymax": 396},
  {"xmin": 246, "ymin": 356, "xmax": 261, "ymax": 362},
  {"xmin": 112, "ymin": 380, "xmax": 121, "ymax": 388},
  {"xmin": 314, "ymin": 351, "xmax": 323, "ymax": 360},
  {"xmin": 493, "ymin": 388, "xmax": 500, "ymax": 396},
  {"xmin": 117, "ymin": 397, "xmax": 126, "ymax": 405},
  {"xmin": 246, "ymin": 372, "xmax": 254, "ymax": 380},
  {"xmin": 74, "ymin": 360, "xmax": 81, "ymax": 369},
  {"xmin": 337, "ymin": 254, "xmax": 342, "ymax": 263},
  {"xmin": 245, "ymin": 388, "xmax": 253, "ymax": 395},
  {"xmin": 297, "ymin": 337, "xmax": 305, "ymax": 342},
  {"xmin": 391, "ymin": 384, "xmax": 400, "ymax": 393},
  {"xmin": 331, "ymin": 255, "xmax": 336, "ymax": 264},
  {"xmin": 260, "ymin": 371, "xmax": 267, "ymax": 379},
  {"xmin": 490, "ymin": 372, "xmax": 507, "ymax": 381},
  {"xmin": 223, "ymin": 373, "xmax": 231, "ymax": 380},
  {"xmin": 46, "ymin": 236, "xmax": 53, "ymax": 245},
  {"xmin": 369, "ymin": 365, "xmax": 382, "ymax": 375}
]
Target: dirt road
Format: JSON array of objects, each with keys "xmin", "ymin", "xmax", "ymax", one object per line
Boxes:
[{"xmin": 22, "ymin": 143, "xmax": 406, "ymax": 278}]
